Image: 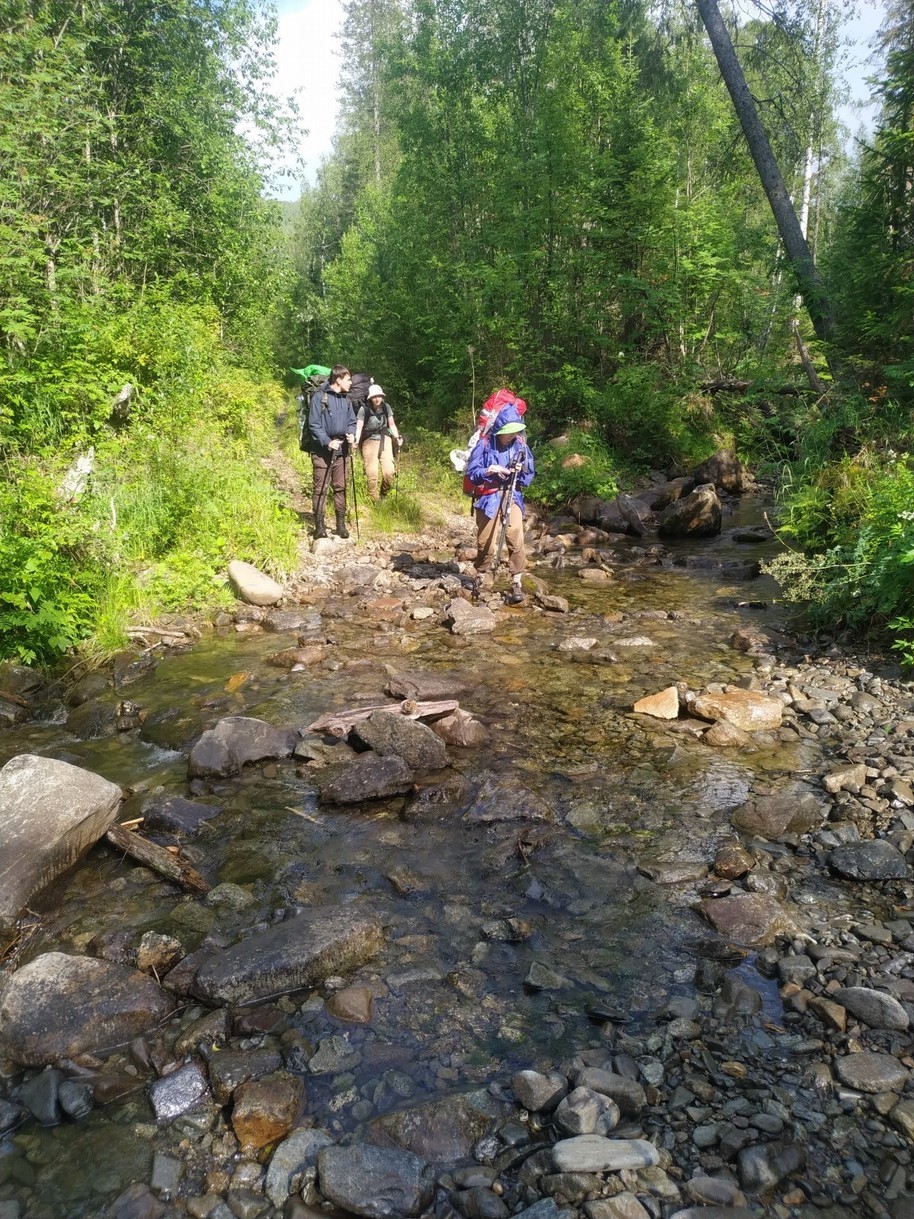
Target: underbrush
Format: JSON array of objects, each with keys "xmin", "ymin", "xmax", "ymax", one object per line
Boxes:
[{"xmin": 765, "ymin": 445, "xmax": 914, "ymax": 664}]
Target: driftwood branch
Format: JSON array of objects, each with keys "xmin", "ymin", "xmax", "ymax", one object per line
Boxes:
[
  {"xmin": 307, "ymin": 699, "xmax": 459, "ymax": 738},
  {"xmin": 105, "ymin": 824, "xmax": 209, "ymax": 893}
]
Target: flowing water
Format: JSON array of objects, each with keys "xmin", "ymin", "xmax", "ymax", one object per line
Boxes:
[{"xmin": 0, "ymin": 497, "xmax": 852, "ymax": 1215}]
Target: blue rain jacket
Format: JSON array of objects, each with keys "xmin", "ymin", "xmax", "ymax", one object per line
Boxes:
[{"xmin": 466, "ymin": 404, "xmax": 534, "ymax": 519}]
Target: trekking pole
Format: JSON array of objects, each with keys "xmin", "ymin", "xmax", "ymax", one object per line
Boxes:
[
  {"xmin": 394, "ymin": 435, "xmax": 401, "ymax": 499},
  {"xmin": 347, "ymin": 441, "xmax": 360, "ymax": 543},
  {"xmin": 493, "ymin": 464, "xmax": 520, "ymax": 573}
]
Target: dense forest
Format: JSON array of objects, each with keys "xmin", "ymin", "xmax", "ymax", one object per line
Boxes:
[{"xmin": 2, "ymin": 0, "xmax": 912, "ymax": 666}]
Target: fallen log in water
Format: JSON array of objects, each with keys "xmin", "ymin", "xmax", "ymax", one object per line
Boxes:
[
  {"xmin": 307, "ymin": 699, "xmax": 459, "ymax": 738},
  {"xmin": 104, "ymin": 824, "xmax": 209, "ymax": 893}
]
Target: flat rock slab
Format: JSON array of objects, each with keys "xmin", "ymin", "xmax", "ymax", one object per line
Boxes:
[
  {"xmin": 318, "ymin": 1143, "xmax": 433, "ymax": 1218},
  {"xmin": 698, "ymin": 893, "xmax": 795, "ymax": 946},
  {"xmin": 228, "ymin": 560, "xmax": 284, "ymax": 606},
  {"xmin": 368, "ymin": 1092, "xmax": 497, "ymax": 1162},
  {"xmin": 354, "ymin": 712, "xmax": 449, "ymax": 770},
  {"xmin": 188, "ymin": 716, "xmax": 298, "ymax": 779},
  {"xmin": 0, "ymin": 755, "xmax": 122, "ymax": 929},
  {"xmin": 0, "ymin": 952, "xmax": 174, "ymax": 1066},
  {"xmin": 551, "ymin": 1135, "xmax": 660, "ymax": 1173},
  {"xmin": 463, "ymin": 774, "xmax": 554, "ymax": 822},
  {"xmin": 638, "ymin": 860, "xmax": 707, "ymax": 885},
  {"xmin": 834, "ymin": 987, "xmax": 909, "ymax": 1031},
  {"xmin": 829, "ymin": 840, "xmax": 910, "ymax": 881},
  {"xmin": 193, "ymin": 907, "xmax": 384, "ymax": 1005},
  {"xmin": 834, "ymin": 1051, "xmax": 910, "ymax": 1093},
  {"xmin": 429, "ymin": 710, "xmax": 487, "ymax": 748},
  {"xmin": 316, "ymin": 754, "xmax": 415, "ymax": 804},
  {"xmin": 385, "ymin": 673, "xmax": 475, "ymax": 700},
  {"xmin": 691, "ymin": 690, "xmax": 783, "ymax": 732},
  {"xmin": 633, "ymin": 687, "xmax": 679, "ymax": 719}
]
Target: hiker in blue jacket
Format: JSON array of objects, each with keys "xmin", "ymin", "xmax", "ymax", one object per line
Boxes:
[
  {"xmin": 466, "ymin": 404, "xmax": 534, "ymax": 604},
  {"xmin": 308, "ymin": 365, "xmax": 356, "ymax": 538}
]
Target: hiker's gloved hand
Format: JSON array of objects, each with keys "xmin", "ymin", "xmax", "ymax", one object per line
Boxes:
[
  {"xmin": 328, "ymin": 438, "xmax": 343, "ymax": 451},
  {"xmin": 486, "ymin": 464, "xmax": 509, "ymax": 477}
]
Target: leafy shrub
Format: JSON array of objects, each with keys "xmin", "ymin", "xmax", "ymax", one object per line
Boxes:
[{"xmin": 529, "ymin": 429, "xmax": 620, "ymax": 510}]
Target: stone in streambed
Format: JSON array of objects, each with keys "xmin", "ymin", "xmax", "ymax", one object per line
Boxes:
[
  {"xmin": 829, "ymin": 840, "xmax": 909, "ymax": 880},
  {"xmin": 633, "ymin": 687, "xmax": 679, "ymax": 720},
  {"xmin": 512, "ymin": 1070, "xmax": 567, "ymax": 1113},
  {"xmin": 149, "ymin": 1061, "xmax": 211, "ymax": 1121},
  {"xmin": 429, "ymin": 709, "xmax": 487, "ymax": 747},
  {"xmin": 657, "ymin": 484, "xmax": 721, "ymax": 538},
  {"xmin": 835, "ymin": 1051, "xmax": 910, "ymax": 1093},
  {"xmin": 731, "ymin": 790, "xmax": 826, "ymax": 840},
  {"xmin": 193, "ymin": 907, "xmax": 383, "ymax": 1005},
  {"xmin": 0, "ymin": 952, "xmax": 174, "ymax": 1066},
  {"xmin": 231, "ymin": 1073, "xmax": 305, "ymax": 1150},
  {"xmin": 265, "ymin": 1127, "xmax": 335, "ymax": 1209},
  {"xmin": 551, "ymin": 1136, "xmax": 659, "ymax": 1173},
  {"xmin": 573, "ymin": 1069, "xmax": 646, "ymax": 1116},
  {"xmin": 228, "ymin": 560, "xmax": 283, "ymax": 606},
  {"xmin": 446, "ymin": 599, "xmax": 496, "ymax": 635},
  {"xmin": 691, "ymin": 689, "xmax": 782, "ymax": 731},
  {"xmin": 316, "ymin": 753, "xmax": 414, "ymax": 804},
  {"xmin": 698, "ymin": 893, "xmax": 795, "ymax": 946},
  {"xmin": 464, "ymin": 773, "xmax": 553, "ymax": 822},
  {"xmin": 638, "ymin": 860, "xmax": 707, "ymax": 885},
  {"xmin": 368, "ymin": 1091, "xmax": 496, "ymax": 1161},
  {"xmin": 318, "ymin": 1143, "xmax": 434, "ymax": 1218},
  {"xmin": 207, "ymin": 1048, "xmax": 284, "ymax": 1106},
  {"xmin": 188, "ymin": 716, "xmax": 298, "ymax": 779},
  {"xmin": 353, "ymin": 711, "xmax": 448, "ymax": 770},
  {"xmin": 0, "ymin": 754, "xmax": 122, "ymax": 929},
  {"xmin": 834, "ymin": 986, "xmax": 909, "ymax": 1031}
]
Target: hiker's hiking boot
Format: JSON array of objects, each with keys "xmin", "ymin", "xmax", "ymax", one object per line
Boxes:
[
  {"xmin": 314, "ymin": 519, "xmax": 328, "ymax": 539},
  {"xmin": 504, "ymin": 585, "xmax": 525, "ymax": 605},
  {"xmin": 335, "ymin": 511, "xmax": 350, "ymax": 539}
]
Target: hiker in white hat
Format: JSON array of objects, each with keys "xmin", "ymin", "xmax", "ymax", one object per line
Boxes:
[{"xmin": 353, "ymin": 384, "xmax": 402, "ymax": 501}]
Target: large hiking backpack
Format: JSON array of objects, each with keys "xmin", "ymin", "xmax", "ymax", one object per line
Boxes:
[
  {"xmin": 450, "ymin": 388, "xmax": 528, "ymax": 495},
  {"xmin": 348, "ymin": 372, "xmax": 373, "ymax": 406}
]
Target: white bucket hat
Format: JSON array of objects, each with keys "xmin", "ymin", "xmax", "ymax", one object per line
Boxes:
[{"xmin": 367, "ymin": 383, "xmax": 385, "ymax": 398}]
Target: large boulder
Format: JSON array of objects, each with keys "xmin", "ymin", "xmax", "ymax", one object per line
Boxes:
[
  {"xmin": 188, "ymin": 716, "xmax": 298, "ymax": 778},
  {"xmin": 698, "ymin": 894, "xmax": 796, "ymax": 946},
  {"xmin": 227, "ymin": 560, "xmax": 284, "ymax": 606},
  {"xmin": 463, "ymin": 774, "xmax": 554, "ymax": 823},
  {"xmin": 316, "ymin": 754, "xmax": 415, "ymax": 804},
  {"xmin": 368, "ymin": 1092, "xmax": 497, "ymax": 1162},
  {"xmin": 691, "ymin": 689, "xmax": 783, "ymax": 732},
  {"xmin": 353, "ymin": 711, "xmax": 449, "ymax": 771},
  {"xmin": 0, "ymin": 755, "xmax": 122, "ymax": 929},
  {"xmin": 690, "ymin": 449, "xmax": 746, "ymax": 494},
  {"xmin": 0, "ymin": 952, "xmax": 174, "ymax": 1066},
  {"xmin": 829, "ymin": 841, "xmax": 909, "ymax": 881},
  {"xmin": 193, "ymin": 907, "xmax": 384, "ymax": 1005},
  {"xmin": 615, "ymin": 494, "xmax": 652, "ymax": 537},
  {"xmin": 731, "ymin": 790, "xmax": 827, "ymax": 840},
  {"xmin": 318, "ymin": 1144, "xmax": 434, "ymax": 1219},
  {"xmin": 657, "ymin": 484, "xmax": 721, "ymax": 539}
]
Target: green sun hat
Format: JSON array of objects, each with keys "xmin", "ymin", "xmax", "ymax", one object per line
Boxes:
[{"xmin": 496, "ymin": 421, "xmax": 526, "ymax": 435}]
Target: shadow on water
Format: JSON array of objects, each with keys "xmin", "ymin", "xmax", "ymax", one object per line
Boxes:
[{"xmin": 0, "ymin": 501, "xmax": 837, "ymax": 1215}]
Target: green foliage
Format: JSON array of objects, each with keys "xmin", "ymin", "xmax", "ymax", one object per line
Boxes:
[{"xmin": 530, "ymin": 430, "xmax": 620, "ymax": 511}]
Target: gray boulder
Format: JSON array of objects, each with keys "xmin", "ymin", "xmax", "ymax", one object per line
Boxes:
[
  {"xmin": 464, "ymin": 774, "xmax": 553, "ymax": 822},
  {"xmin": 834, "ymin": 986, "xmax": 909, "ymax": 1031},
  {"xmin": 690, "ymin": 449, "xmax": 746, "ymax": 494},
  {"xmin": 0, "ymin": 952, "xmax": 174, "ymax": 1066},
  {"xmin": 188, "ymin": 716, "xmax": 298, "ymax": 778},
  {"xmin": 829, "ymin": 840, "xmax": 910, "ymax": 881},
  {"xmin": 354, "ymin": 711, "xmax": 449, "ymax": 770},
  {"xmin": 316, "ymin": 753, "xmax": 414, "ymax": 804},
  {"xmin": 368, "ymin": 1091, "xmax": 497, "ymax": 1162},
  {"xmin": 194, "ymin": 907, "xmax": 384, "ymax": 1005},
  {"xmin": 445, "ymin": 599, "xmax": 496, "ymax": 636},
  {"xmin": 658, "ymin": 484, "xmax": 722, "ymax": 539},
  {"xmin": 615, "ymin": 494, "xmax": 652, "ymax": 537},
  {"xmin": 0, "ymin": 755, "xmax": 122, "ymax": 929},
  {"xmin": 227, "ymin": 560, "xmax": 283, "ymax": 606},
  {"xmin": 385, "ymin": 673, "xmax": 474, "ymax": 701},
  {"xmin": 318, "ymin": 1144, "xmax": 434, "ymax": 1218}
]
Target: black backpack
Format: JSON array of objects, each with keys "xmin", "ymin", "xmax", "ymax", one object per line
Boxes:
[{"xmin": 348, "ymin": 372, "xmax": 373, "ymax": 405}]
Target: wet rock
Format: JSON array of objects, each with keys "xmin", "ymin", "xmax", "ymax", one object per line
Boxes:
[
  {"xmin": 354, "ymin": 711, "xmax": 449, "ymax": 770},
  {"xmin": 829, "ymin": 840, "xmax": 909, "ymax": 880},
  {"xmin": 385, "ymin": 672, "xmax": 475, "ymax": 700},
  {"xmin": 526, "ymin": 962, "xmax": 570, "ymax": 990},
  {"xmin": 173, "ymin": 1008, "xmax": 230, "ymax": 1056},
  {"xmin": 834, "ymin": 986, "xmax": 909, "ymax": 1030},
  {"xmin": 269, "ymin": 646, "xmax": 326, "ymax": 668},
  {"xmin": 731, "ymin": 790, "xmax": 827, "ymax": 840},
  {"xmin": 464, "ymin": 774, "xmax": 553, "ymax": 822},
  {"xmin": 583, "ymin": 1194, "xmax": 650, "ymax": 1219},
  {"xmin": 637, "ymin": 860, "xmax": 707, "ymax": 884},
  {"xmin": 658, "ymin": 484, "xmax": 721, "ymax": 539},
  {"xmin": 553, "ymin": 1087, "xmax": 620, "ymax": 1136},
  {"xmin": 452, "ymin": 1185, "xmax": 510, "ymax": 1219},
  {"xmin": 107, "ymin": 1184, "xmax": 166, "ymax": 1219},
  {"xmin": 135, "ymin": 932, "xmax": 183, "ymax": 976},
  {"xmin": 702, "ymin": 721, "xmax": 750, "ymax": 748},
  {"xmin": 188, "ymin": 716, "xmax": 298, "ymax": 778},
  {"xmin": 263, "ymin": 608, "xmax": 314, "ymax": 632},
  {"xmin": 326, "ymin": 985, "xmax": 373, "ymax": 1023},
  {"xmin": 697, "ymin": 894, "xmax": 796, "ymax": 946},
  {"xmin": 684, "ymin": 1177, "xmax": 747, "ymax": 1207},
  {"xmin": 65, "ymin": 699, "xmax": 120, "ymax": 739},
  {"xmin": 19, "ymin": 1067, "xmax": 63, "ymax": 1125},
  {"xmin": 265, "ymin": 1127, "xmax": 335, "ymax": 1209},
  {"xmin": 0, "ymin": 1098, "xmax": 26, "ymax": 1135},
  {"xmin": 616, "ymin": 494, "xmax": 652, "ymax": 536},
  {"xmin": 231, "ymin": 1073, "xmax": 305, "ymax": 1151},
  {"xmin": 194, "ymin": 909, "xmax": 382, "ymax": 1007},
  {"xmin": 551, "ymin": 1136, "xmax": 659, "ymax": 1173},
  {"xmin": 573, "ymin": 1069, "xmax": 646, "ymax": 1116},
  {"xmin": 691, "ymin": 689, "xmax": 783, "ymax": 731},
  {"xmin": 207, "ymin": 1048, "xmax": 284, "ymax": 1106},
  {"xmin": 316, "ymin": 753, "xmax": 414, "ymax": 804},
  {"xmin": 690, "ymin": 449, "xmax": 745, "ymax": 494},
  {"xmin": 112, "ymin": 649, "xmax": 157, "ymax": 689},
  {"xmin": 368, "ymin": 1091, "xmax": 496, "ymax": 1161},
  {"xmin": 823, "ymin": 763, "xmax": 869, "ymax": 794},
  {"xmin": 0, "ymin": 952, "xmax": 174, "ymax": 1066},
  {"xmin": 0, "ymin": 754, "xmax": 122, "ymax": 928},
  {"xmin": 730, "ymin": 625, "xmax": 772, "ymax": 653},
  {"xmin": 578, "ymin": 568, "xmax": 612, "ymax": 583},
  {"xmin": 890, "ymin": 1100, "xmax": 914, "ymax": 1142},
  {"xmin": 557, "ymin": 637, "xmax": 598, "ymax": 652},
  {"xmin": 446, "ymin": 599, "xmax": 497, "ymax": 635},
  {"xmin": 633, "ymin": 687, "xmax": 679, "ymax": 720},
  {"xmin": 309, "ymin": 1034, "xmax": 362, "ymax": 1074},
  {"xmin": 736, "ymin": 1141, "xmax": 805, "ymax": 1194},
  {"xmin": 429, "ymin": 709, "xmax": 488, "ymax": 747},
  {"xmin": 318, "ymin": 1143, "xmax": 434, "ymax": 1217},
  {"xmin": 534, "ymin": 591, "xmax": 570, "ymax": 613},
  {"xmin": 149, "ymin": 1061, "xmax": 210, "ymax": 1121},
  {"xmin": 713, "ymin": 843, "xmax": 754, "ymax": 879},
  {"xmin": 141, "ymin": 796, "xmax": 220, "ymax": 837},
  {"xmin": 228, "ymin": 560, "xmax": 284, "ymax": 606},
  {"xmin": 512, "ymin": 1070, "xmax": 568, "ymax": 1113},
  {"xmin": 835, "ymin": 1051, "xmax": 910, "ymax": 1093}
]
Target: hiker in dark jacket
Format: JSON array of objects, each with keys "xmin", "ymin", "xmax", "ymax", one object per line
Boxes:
[
  {"xmin": 466, "ymin": 404, "xmax": 534, "ymax": 604},
  {"xmin": 354, "ymin": 383, "xmax": 402, "ymax": 500},
  {"xmin": 308, "ymin": 365, "xmax": 356, "ymax": 538}
]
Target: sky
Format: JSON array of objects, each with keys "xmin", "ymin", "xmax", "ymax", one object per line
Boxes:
[{"xmin": 267, "ymin": 0, "xmax": 887, "ymax": 200}]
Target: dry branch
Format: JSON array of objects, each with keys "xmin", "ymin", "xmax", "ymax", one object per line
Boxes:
[
  {"xmin": 307, "ymin": 698, "xmax": 459, "ymax": 738},
  {"xmin": 105, "ymin": 824, "xmax": 209, "ymax": 893}
]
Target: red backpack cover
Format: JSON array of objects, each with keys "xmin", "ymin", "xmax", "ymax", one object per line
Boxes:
[{"xmin": 461, "ymin": 388, "xmax": 527, "ymax": 495}]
